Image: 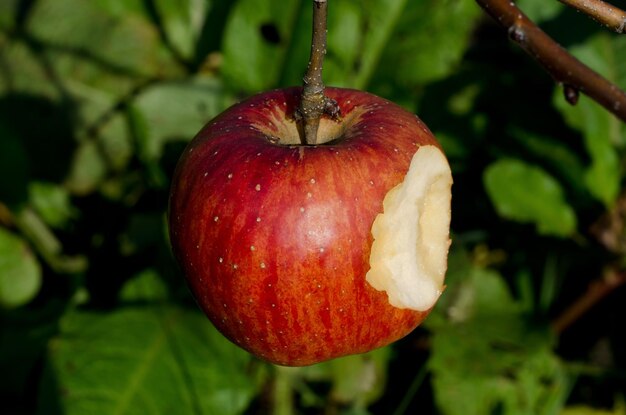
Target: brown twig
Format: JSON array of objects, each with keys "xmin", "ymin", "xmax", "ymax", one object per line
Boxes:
[
  {"xmin": 475, "ymin": 0, "xmax": 626, "ymax": 123},
  {"xmin": 298, "ymin": 0, "xmax": 340, "ymax": 145},
  {"xmin": 552, "ymin": 269, "xmax": 626, "ymax": 334},
  {"xmin": 558, "ymin": 0, "xmax": 626, "ymax": 33}
]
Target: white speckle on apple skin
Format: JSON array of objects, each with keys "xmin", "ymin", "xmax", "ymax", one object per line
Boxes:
[
  {"xmin": 250, "ymin": 245, "xmax": 256, "ymax": 251},
  {"xmin": 227, "ymin": 173, "xmax": 233, "ymax": 179},
  {"xmin": 255, "ymin": 184, "xmax": 261, "ymax": 191}
]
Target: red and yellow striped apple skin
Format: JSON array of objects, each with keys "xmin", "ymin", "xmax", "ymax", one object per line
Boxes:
[{"xmin": 168, "ymin": 87, "xmax": 441, "ymax": 366}]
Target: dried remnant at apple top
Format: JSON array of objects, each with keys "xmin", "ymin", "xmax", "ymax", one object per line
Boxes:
[{"xmin": 168, "ymin": 87, "xmax": 452, "ymax": 366}]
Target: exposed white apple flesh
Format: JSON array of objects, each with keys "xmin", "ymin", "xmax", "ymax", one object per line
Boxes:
[{"xmin": 366, "ymin": 145, "xmax": 452, "ymax": 311}]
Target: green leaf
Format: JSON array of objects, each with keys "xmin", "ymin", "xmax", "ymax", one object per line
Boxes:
[
  {"xmin": 221, "ymin": 0, "xmax": 418, "ymax": 91},
  {"xmin": 0, "ymin": 228, "xmax": 42, "ymax": 309},
  {"xmin": 373, "ymin": 0, "xmax": 480, "ymax": 90},
  {"xmin": 65, "ymin": 80, "xmax": 134, "ymax": 173},
  {"xmin": 516, "ymin": 0, "xmax": 564, "ymax": 23},
  {"xmin": 323, "ymin": 1, "xmax": 363, "ymax": 87},
  {"xmin": 428, "ymin": 260, "xmax": 570, "ymax": 415},
  {"xmin": 153, "ymin": 0, "xmax": 209, "ymax": 61},
  {"xmin": 483, "ymin": 159, "xmax": 577, "ymax": 237},
  {"xmin": 132, "ymin": 76, "xmax": 232, "ymax": 163},
  {"xmin": 280, "ymin": 0, "xmax": 425, "ymax": 91},
  {"xmin": 27, "ymin": 0, "xmax": 181, "ymax": 78},
  {"xmin": 324, "ymin": 348, "xmax": 390, "ymax": 407},
  {"xmin": 64, "ymin": 140, "xmax": 108, "ymax": 196},
  {"xmin": 28, "ymin": 182, "xmax": 77, "ymax": 229},
  {"xmin": 221, "ymin": 0, "xmax": 302, "ymax": 92},
  {"xmin": 0, "ymin": 0, "xmax": 19, "ymax": 30},
  {"xmin": 553, "ymin": 33, "xmax": 625, "ymax": 206},
  {"xmin": 313, "ymin": 0, "xmax": 413, "ymax": 90},
  {"xmin": 119, "ymin": 269, "xmax": 169, "ymax": 302},
  {"xmin": 349, "ymin": 0, "xmax": 411, "ymax": 89},
  {"xmin": 39, "ymin": 305, "xmax": 265, "ymax": 415},
  {"xmin": 510, "ymin": 129, "xmax": 586, "ymax": 194},
  {"xmin": 0, "ymin": 37, "xmax": 60, "ymax": 99},
  {"xmin": 0, "ymin": 302, "xmax": 63, "ymax": 404}
]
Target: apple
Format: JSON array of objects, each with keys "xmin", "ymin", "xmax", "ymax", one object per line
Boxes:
[{"xmin": 168, "ymin": 87, "xmax": 452, "ymax": 366}]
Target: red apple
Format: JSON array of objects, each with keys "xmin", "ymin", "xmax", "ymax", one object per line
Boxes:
[{"xmin": 168, "ymin": 87, "xmax": 452, "ymax": 366}]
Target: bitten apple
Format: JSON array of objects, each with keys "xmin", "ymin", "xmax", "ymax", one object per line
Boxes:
[{"xmin": 168, "ymin": 87, "xmax": 452, "ymax": 366}]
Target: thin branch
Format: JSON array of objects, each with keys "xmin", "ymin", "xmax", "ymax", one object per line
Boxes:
[
  {"xmin": 552, "ymin": 269, "xmax": 626, "ymax": 334},
  {"xmin": 476, "ymin": 0, "xmax": 626, "ymax": 123},
  {"xmin": 558, "ymin": 0, "xmax": 626, "ymax": 33}
]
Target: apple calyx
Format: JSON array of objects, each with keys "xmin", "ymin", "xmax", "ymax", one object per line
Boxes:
[
  {"xmin": 366, "ymin": 145, "xmax": 452, "ymax": 311},
  {"xmin": 256, "ymin": 101, "xmax": 358, "ymax": 147}
]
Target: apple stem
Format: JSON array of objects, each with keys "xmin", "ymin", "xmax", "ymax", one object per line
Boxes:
[{"xmin": 299, "ymin": 0, "xmax": 341, "ymax": 145}]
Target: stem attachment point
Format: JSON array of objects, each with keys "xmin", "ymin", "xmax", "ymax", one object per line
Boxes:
[{"xmin": 298, "ymin": 0, "xmax": 341, "ymax": 145}]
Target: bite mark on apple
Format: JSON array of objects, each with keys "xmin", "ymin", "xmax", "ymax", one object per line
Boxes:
[{"xmin": 365, "ymin": 145, "xmax": 452, "ymax": 311}]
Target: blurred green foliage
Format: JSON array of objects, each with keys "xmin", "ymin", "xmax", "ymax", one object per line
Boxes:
[{"xmin": 1, "ymin": 0, "xmax": 626, "ymax": 414}]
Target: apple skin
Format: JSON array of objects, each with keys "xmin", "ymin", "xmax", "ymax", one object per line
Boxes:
[{"xmin": 169, "ymin": 87, "xmax": 443, "ymax": 366}]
